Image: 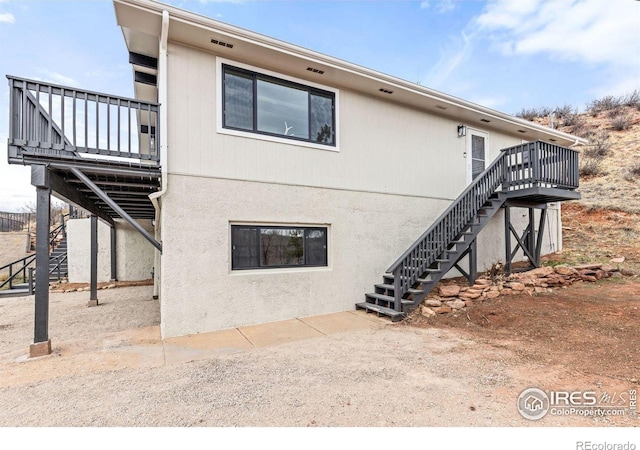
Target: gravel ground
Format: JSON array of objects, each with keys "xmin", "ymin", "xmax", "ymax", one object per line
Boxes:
[{"xmin": 0, "ymin": 286, "xmax": 634, "ymax": 427}]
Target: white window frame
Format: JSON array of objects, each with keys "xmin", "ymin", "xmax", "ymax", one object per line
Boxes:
[{"xmin": 216, "ymin": 57, "xmax": 340, "ymax": 152}]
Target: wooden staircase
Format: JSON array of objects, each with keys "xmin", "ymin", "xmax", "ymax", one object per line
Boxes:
[
  {"xmin": 357, "ymin": 192, "xmax": 507, "ymax": 320},
  {"xmin": 357, "ymin": 141, "xmax": 580, "ymax": 321}
]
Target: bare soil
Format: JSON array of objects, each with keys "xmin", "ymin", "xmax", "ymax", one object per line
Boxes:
[
  {"xmin": 408, "ymin": 279, "xmax": 640, "ymax": 385},
  {"xmin": 0, "ymin": 279, "xmax": 638, "ymax": 427}
]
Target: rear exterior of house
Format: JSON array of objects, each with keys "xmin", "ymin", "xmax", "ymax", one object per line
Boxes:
[
  {"xmin": 113, "ymin": 0, "xmax": 582, "ymax": 337},
  {"xmin": 6, "ymin": 0, "xmax": 585, "ymax": 352}
]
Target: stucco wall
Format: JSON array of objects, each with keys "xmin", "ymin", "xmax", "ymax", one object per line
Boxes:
[
  {"xmin": 166, "ymin": 42, "xmax": 522, "ymax": 200},
  {"xmin": 114, "ymin": 219, "xmax": 155, "ymax": 281},
  {"xmin": 158, "ymin": 43, "xmax": 562, "ymax": 338},
  {"xmin": 157, "ymin": 174, "xmax": 559, "ymax": 338},
  {"xmin": 68, "ymin": 218, "xmax": 111, "ymax": 283},
  {"xmin": 68, "ymin": 218, "xmax": 155, "ymax": 283}
]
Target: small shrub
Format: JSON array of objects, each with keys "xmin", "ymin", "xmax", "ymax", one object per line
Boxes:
[
  {"xmin": 515, "ymin": 106, "xmax": 553, "ymax": 121},
  {"xmin": 623, "ymin": 90, "xmax": 640, "ymax": 109},
  {"xmin": 579, "ymin": 156, "xmax": 605, "ymax": 177},
  {"xmin": 561, "ymin": 109, "xmax": 584, "ymax": 127},
  {"xmin": 554, "ymin": 104, "xmax": 574, "ymax": 120},
  {"xmin": 587, "ymin": 95, "xmax": 624, "ymax": 115},
  {"xmin": 622, "ymin": 160, "xmax": 640, "ymax": 182},
  {"xmin": 583, "ymin": 130, "xmax": 611, "ymax": 157},
  {"xmin": 611, "ymin": 113, "xmax": 632, "ymax": 131}
]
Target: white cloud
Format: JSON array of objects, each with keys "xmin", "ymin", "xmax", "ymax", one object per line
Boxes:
[
  {"xmin": 0, "ymin": 12, "xmax": 15, "ymax": 23},
  {"xmin": 36, "ymin": 70, "xmax": 79, "ymax": 87},
  {"xmin": 0, "ymin": 141, "xmax": 34, "ymax": 212},
  {"xmin": 476, "ymin": 0, "xmax": 640, "ymax": 93},
  {"xmin": 424, "ymin": 31, "xmax": 472, "ymax": 89},
  {"xmin": 420, "ymin": 0, "xmax": 456, "ymax": 13}
]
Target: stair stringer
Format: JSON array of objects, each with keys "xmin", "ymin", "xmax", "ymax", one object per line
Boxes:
[{"xmin": 356, "ymin": 192, "xmax": 506, "ymax": 318}]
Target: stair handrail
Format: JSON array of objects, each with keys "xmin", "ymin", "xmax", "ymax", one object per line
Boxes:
[
  {"xmin": 49, "ymin": 214, "xmax": 67, "ymax": 250},
  {"xmin": 48, "ymin": 253, "xmax": 68, "ymax": 282},
  {"xmin": 385, "ymin": 141, "xmax": 580, "ymax": 311},
  {"xmin": 386, "ymin": 154, "xmax": 506, "ymax": 309},
  {"xmin": 0, "ymin": 253, "xmax": 36, "ymax": 291}
]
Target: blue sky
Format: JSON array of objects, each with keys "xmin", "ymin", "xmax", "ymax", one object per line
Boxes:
[{"xmin": 0, "ymin": 0, "xmax": 638, "ymax": 211}]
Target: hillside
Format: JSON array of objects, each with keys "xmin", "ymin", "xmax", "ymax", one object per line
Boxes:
[{"xmin": 517, "ymin": 92, "xmax": 640, "ymax": 273}]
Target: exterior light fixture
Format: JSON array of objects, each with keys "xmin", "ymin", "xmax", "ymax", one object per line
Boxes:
[{"xmin": 457, "ymin": 124, "xmax": 466, "ymax": 137}]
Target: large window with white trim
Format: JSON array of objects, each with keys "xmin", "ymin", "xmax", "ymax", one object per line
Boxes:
[
  {"xmin": 231, "ymin": 225, "xmax": 328, "ymax": 270},
  {"xmin": 222, "ymin": 64, "xmax": 336, "ymax": 146}
]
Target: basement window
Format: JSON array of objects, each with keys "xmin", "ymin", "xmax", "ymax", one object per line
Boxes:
[
  {"xmin": 231, "ymin": 225, "xmax": 328, "ymax": 270},
  {"xmin": 222, "ymin": 64, "xmax": 336, "ymax": 146}
]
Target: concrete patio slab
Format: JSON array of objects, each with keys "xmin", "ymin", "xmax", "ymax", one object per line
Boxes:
[
  {"xmin": 238, "ymin": 318, "xmax": 324, "ymax": 347},
  {"xmin": 163, "ymin": 328, "xmax": 253, "ymax": 365},
  {"xmin": 299, "ymin": 311, "xmax": 383, "ymax": 335}
]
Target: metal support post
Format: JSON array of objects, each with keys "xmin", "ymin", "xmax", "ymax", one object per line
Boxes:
[
  {"xmin": 88, "ymin": 215, "xmax": 99, "ymax": 307},
  {"xmin": 110, "ymin": 225, "xmax": 117, "ymax": 281},
  {"xmin": 31, "ymin": 184, "xmax": 52, "ymax": 357},
  {"xmin": 469, "ymin": 239, "xmax": 478, "ymax": 284},
  {"xmin": 504, "ymin": 206, "xmax": 511, "ymax": 275}
]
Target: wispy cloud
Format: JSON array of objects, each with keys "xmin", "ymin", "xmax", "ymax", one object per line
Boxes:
[
  {"xmin": 424, "ymin": 31, "xmax": 473, "ymax": 89},
  {"xmin": 420, "ymin": 0, "xmax": 457, "ymax": 14},
  {"xmin": 476, "ymin": 0, "xmax": 640, "ymax": 95},
  {"xmin": 36, "ymin": 70, "xmax": 79, "ymax": 87},
  {"xmin": 0, "ymin": 12, "xmax": 15, "ymax": 23}
]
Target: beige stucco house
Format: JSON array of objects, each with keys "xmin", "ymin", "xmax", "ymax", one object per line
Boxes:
[{"xmin": 7, "ymin": 0, "xmax": 585, "ymax": 354}]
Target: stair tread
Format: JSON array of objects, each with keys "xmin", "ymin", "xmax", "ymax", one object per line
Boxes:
[
  {"xmin": 356, "ymin": 302, "xmax": 405, "ymax": 319},
  {"xmin": 366, "ymin": 292, "xmax": 394, "ymax": 302}
]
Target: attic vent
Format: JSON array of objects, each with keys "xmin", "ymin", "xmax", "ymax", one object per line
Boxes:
[
  {"xmin": 435, "ymin": 105, "xmax": 447, "ymax": 110},
  {"xmin": 549, "ymin": 138, "xmax": 557, "ymax": 142},
  {"xmin": 306, "ymin": 67, "xmax": 325, "ymax": 75},
  {"xmin": 379, "ymin": 88, "xmax": 393, "ymax": 94},
  {"xmin": 210, "ymin": 38, "xmax": 234, "ymax": 49},
  {"xmin": 517, "ymin": 129, "xmax": 527, "ymax": 133},
  {"xmin": 480, "ymin": 118, "xmax": 491, "ymax": 123}
]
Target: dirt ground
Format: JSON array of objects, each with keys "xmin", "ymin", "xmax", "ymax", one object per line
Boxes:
[
  {"xmin": 0, "ymin": 279, "xmax": 638, "ymax": 427},
  {"xmin": 408, "ymin": 278, "xmax": 640, "ymax": 385}
]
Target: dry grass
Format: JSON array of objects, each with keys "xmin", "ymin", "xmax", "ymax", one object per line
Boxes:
[{"xmin": 555, "ymin": 105, "xmax": 640, "ymax": 213}]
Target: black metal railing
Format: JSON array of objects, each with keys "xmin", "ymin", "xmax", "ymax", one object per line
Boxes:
[
  {"xmin": 7, "ymin": 76, "xmax": 160, "ymax": 163},
  {"xmin": 0, "ymin": 215, "xmax": 69, "ymax": 292},
  {"xmin": 386, "ymin": 141, "xmax": 579, "ymax": 311},
  {"xmin": 0, "ymin": 253, "xmax": 36, "ymax": 291},
  {"xmin": 0, "ymin": 212, "xmax": 31, "ymax": 232}
]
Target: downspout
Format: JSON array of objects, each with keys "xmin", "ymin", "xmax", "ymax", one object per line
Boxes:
[{"xmin": 149, "ymin": 10, "xmax": 169, "ymax": 298}]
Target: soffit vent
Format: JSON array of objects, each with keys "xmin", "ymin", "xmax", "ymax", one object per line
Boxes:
[
  {"xmin": 379, "ymin": 88, "xmax": 393, "ymax": 94},
  {"xmin": 480, "ymin": 118, "xmax": 491, "ymax": 123},
  {"xmin": 211, "ymin": 38, "xmax": 234, "ymax": 49},
  {"xmin": 306, "ymin": 67, "xmax": 325, "ymax": 75},
  {"xmin": 517, "ymin": 129, "xmax": 527, "ymax": 133},
  {"xmin": 435, "ymin": 105, "xmax": 447, "ymax": 110}
]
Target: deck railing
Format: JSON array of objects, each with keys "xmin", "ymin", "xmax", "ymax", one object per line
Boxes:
[
  {"xmin": 7, "ymin": 76, "xmax": 160, "ymax": 163},
  {"xmin": 386, "ymin": 141, "xmax": 579, "ymax": 311}
]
